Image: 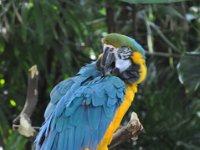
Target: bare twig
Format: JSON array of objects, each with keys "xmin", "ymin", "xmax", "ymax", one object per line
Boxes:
[
  {"xmin": 109, "ymin": 112, "xmax": 144, "ymax": 149},
  {"xmin": 145, "ymin": 51, "xmax": 181, "ymax": 58},
  {"xmin": 13, "ymin": 125, "xmax": 41, "ymax": 130},
  {"xmin": 149, "ymin": 22, "xmax": 180, "ymax": 53},
  {"xmin": 12, "ymin": 1, "xmax": 23, "ymax": 24},
  {"xmin": 13, "ymin": 65, "xmax": 39, "ymax": 137},
  {"xmin": 106, "ymin": 0, "xmax": 115, "ymax": 32}
]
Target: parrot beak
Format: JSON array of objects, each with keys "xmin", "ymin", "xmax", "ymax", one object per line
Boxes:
[
  {"xmin": 104, "ymin": 52, "xmax": 115, "ymax": 75},
  {"xmin": 96, "ymin": 47, "xmax": 117, "ymax": 75}
]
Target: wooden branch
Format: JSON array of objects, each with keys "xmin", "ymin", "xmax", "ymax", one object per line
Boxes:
[
  {"xmin": 109, "ymin": 112, "xmax": 144, "ymax": 149},
  {"xmin": 106, "ymin": 0, "xmax": 115, "ymax": 32},
  {"xmin": 145, "ymin": 51, "xmax": 181, "ymax": 58},
  {"xmin": 13, "ymin": 65, "xmax": 39, "ymax": 137},
  {"xmin": 12, "ymin": 1, "xmax": 23, "ymax": 24}
]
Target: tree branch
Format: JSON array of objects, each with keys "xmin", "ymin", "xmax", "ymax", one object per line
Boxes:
[
  {"xmin": 145, "ymin": 51, "xmax": 181, "ymax": 58},
  {"xmin": 13, "ymin": 65, "xmax": 39, "ymax": 137},
  {"xmin": 106, "ymin": 0, "xmax": 115, "ymax": 32},
  {"xmin": 109, "ymin": 112, "xmax": 144, "ymax": 149}
]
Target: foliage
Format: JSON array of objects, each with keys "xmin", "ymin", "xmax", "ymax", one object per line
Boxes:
[
  {"xmin": 177, "ymin": 50, "xmax": 200, "ymax": 93},
  {"xmin": 121, "ymin": 0, "xmax": 190, "ymax": 4},
  {"xmin": 0, "ymin": 0, "xmax": 200, "ymax": 149}
]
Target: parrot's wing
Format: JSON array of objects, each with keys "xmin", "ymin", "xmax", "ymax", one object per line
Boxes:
[
  {"xmin": 44, "ymin": 63, "xmax": 99, "ymax": 120},
  {"xmin": 35, "ymin": 75, "xmax": 126, "ymax": 150},
  {"xmin": 44, "ymin": 78, "xmax": 75, "ymax": 120}
]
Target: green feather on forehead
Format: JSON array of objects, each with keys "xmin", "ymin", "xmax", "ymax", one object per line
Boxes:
[{"xmin": 103, "ymin": 33, "xmax": 145, "ymax": 57}]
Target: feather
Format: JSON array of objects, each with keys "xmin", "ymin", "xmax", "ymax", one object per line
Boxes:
[
  {"xmin": 85, "ymin": 95, "xmax": 92, "ymax": 105},
  {"xmin": 114, "ymin": 79, "xmax": 125, "ymax": 88},
  {"xmin": 74, "ymin": 126, "xmax": 85, "ymax": 150},
  {"xmin": 51, "ymin": 134, "xmax": 59, "ymax": 150},
  {"xmin": 90, "ymin": 130, "xmax": 99, "ymax": 150},
  {"xmin": 57, "ymin": 132, "xmax": 65, "ymax": 150},
  {"xmin": 97, "ymin": 117, "xmax": 110, "ymax": 142},
  {"xmin": 35, "ymin": 125, "xmax": 46, "ymax": 145},
  {"xmin": 44, "ymin": 103, "xmax": 55, "ymax": 120},
  {"xmin": 67, "ymin": 127, "xmax": 75, "ymax": 150},
  {"xmin": 103, "ymin": 105, "xmax": 116, "ymax": 118},
  {"xmin": 87, "ymin": 106, "xmax": 102, "ymax": 130},
  {"xmin": 69, "ymin": 106, "xmax": 84, "ymax": 126},
  {"xmin": 43, "ymin": 130, "xmax": 57, "ymax": 150},
  {"xmin": 107, "ymin": 97, "xmax": 118, "ymax": 106},
  {"xmin": 62, "ymin": 129, "xmax": 68, "ymax": 149},
  {"xmin": 82, "ymin": 125, "xmax": 91, "ymax": 148},
  {"xmin": 104, "ymin": 85, "xmax": 116, "ymax": 98},
  {"xmin": 50, "ymin": 115, "xmax": 56, "ymax": 130},
  {"xmin": 62, "ymin": 117, "xmax": 73, "ymax": 129},
  {"xmin": 92, "ymin": 89, "xmax": 106, "ymax": 106},
  {"xmin": 59, "ymin": 79, "xmax": 75, "ymax": 94},
  {"xmin": 56, "ymin": 116, "xmax": 64, "ymax": 132},
  {"xmin": 50, "ymin": 88, "xmax": 62, "ymax": 104},
  {"xmin": 50, "ymin": 79, "xmax": 74, "ymax": 104},
  {"xmin": 117, "ymin": 89, "xmax": 125, "ymax": 102},
  {"xmin": 45, "ymin": 115, "xmax": 53, "ymax": 136},
  {"xmin": 54, "ymin": 100, "xmax": 66, "ymax": 117},
  {"xmin": 64, "ymin": 98, "xmax": 82, "ymax": 117}
]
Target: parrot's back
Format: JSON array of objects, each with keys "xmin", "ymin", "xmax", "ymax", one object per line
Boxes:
[{"xmin": 35, "ymin": 63, "xmax": 126, "ymax": 150}]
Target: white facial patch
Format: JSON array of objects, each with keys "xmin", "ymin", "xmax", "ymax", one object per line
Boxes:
[
  {"xmin": 115, "ymin": 55, "xmax": 132, "ymax": 72},
  {"xmin": 115, "ymin": 47, "xmax": 132, "ymax": 72}
]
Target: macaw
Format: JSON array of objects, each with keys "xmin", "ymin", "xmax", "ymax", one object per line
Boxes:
[{"xmin": 35, "ymin": 33, "xmax": 147, "ymax": 150}]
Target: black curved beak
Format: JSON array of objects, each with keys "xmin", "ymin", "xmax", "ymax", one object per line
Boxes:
[
  {"xmin": 104, "ymin": 52, "xmax": 115, "ymax": 75},
  {"xmin": 96, "ymin": 47, "xmax": 116, "ymax": 75}
]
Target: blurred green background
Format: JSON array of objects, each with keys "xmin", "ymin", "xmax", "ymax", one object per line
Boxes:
[{"xmin": 0, "ymin": 0, "xmax": 200, "ymax": 149}]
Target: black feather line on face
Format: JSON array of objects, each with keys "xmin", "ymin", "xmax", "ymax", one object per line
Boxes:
[
  {"xmin": 117, "ymin": 47, "xmax": 133, "ymax": 60},
  {"xmin": 117, "ymin": 62, "xmax": 140, "ymax": 84}
]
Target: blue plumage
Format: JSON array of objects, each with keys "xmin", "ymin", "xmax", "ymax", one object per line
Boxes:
[
  {"xmin": 35, "ymin": 63, "xmax": 126, "ymax": 150},
  {"xmin": 128, "ymin": 37, "xmax": 145, "ymax": 57}
]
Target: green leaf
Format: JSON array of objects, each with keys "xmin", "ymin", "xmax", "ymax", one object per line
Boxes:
[
  {"xmin": 157, "ymin": 6, "xmax": 185, "ymax": 19},
  {"xmin": 177, "ymin": 50, "xmax": 200, "ymax": 93},
  {"xmin": 0, "ymin": 40, "xmax": 5, "ymax": 53},
  {"xmin": 121, "ymin": 0, "xmax": 190, "ymax": 4},
  {"xmin": 99, "ymin": 8, "xmax": 106, "ymax": 16}
]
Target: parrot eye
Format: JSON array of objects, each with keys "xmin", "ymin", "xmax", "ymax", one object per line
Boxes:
[{"xmin": 117, "ymin": 47, "xmax": 133, "ymax": 60}]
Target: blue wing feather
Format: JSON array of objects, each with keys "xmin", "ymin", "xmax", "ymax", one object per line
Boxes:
[
  {"xmin": 82, "ymin": 125, "xmax": 91, "ymax": 147},
  {"xmin": 67, "ymin": 127, "xmax": 75, "ymax": 150},
  {"xmin": 57, "ymin": 132, "xmax": 65, "ymax": 150},
  {"xmin": 44, "ymin": 79, "xmax": 75, "ymax": 119},
  {"xmin": 56, "ymin": 117, "xmax": 64, "ymax": 132},
  {"xmin": 35, "ymin": 62, "xmax": 126, "ymax": 150},
  {"xmin": 43, "ymin": 130, "xmax": 57, "ymax": 150},
  {"xmin": 87, "ymin": 106, "xmax": 102, "ymax": 130}
]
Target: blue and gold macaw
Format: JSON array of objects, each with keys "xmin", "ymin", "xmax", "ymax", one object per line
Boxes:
[{"xmin": 35, "ymin": 33, "xmax": 147, "ymax": 150}]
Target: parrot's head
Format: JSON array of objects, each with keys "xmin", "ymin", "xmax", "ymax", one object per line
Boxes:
[{"xmin": 96, "ymin": 33, "xmax": 147, "ymax": 84}]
